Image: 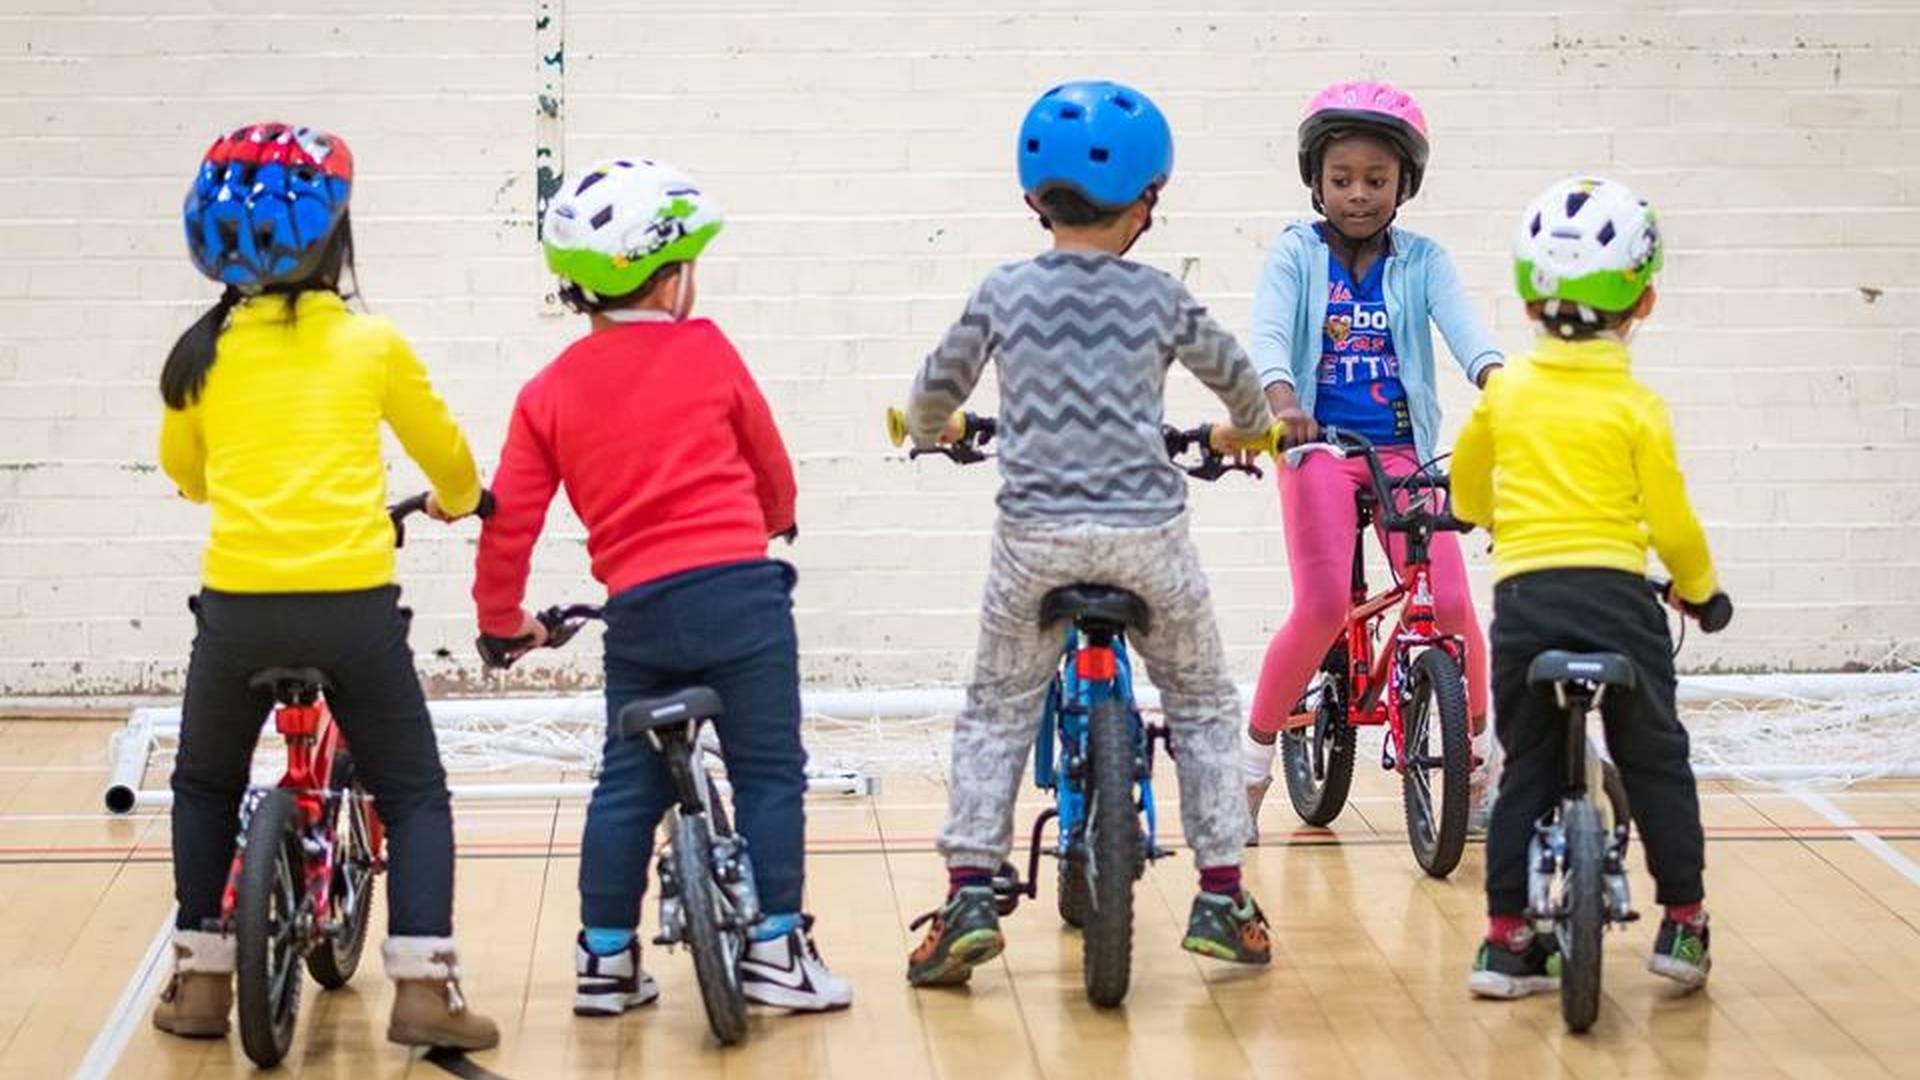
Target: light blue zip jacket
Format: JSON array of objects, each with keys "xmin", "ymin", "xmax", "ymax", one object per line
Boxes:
[{"xmin": 1250, "ymin": 221, "xmax": 1503, "ymax": 460}]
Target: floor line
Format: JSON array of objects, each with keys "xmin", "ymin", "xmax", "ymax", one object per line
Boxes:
[
  {"xmin": 73, "ymin": 903, "xmax": 177, "ymax": 1080},
  {"xmin": 1796, "ymin": 790, "xmax": 1920, "ymax": 889}
]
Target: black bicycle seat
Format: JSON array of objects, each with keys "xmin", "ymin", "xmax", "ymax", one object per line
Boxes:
[
  {"xmin": 1527, "ymin": 651, "xmax": 1636, "ymax": 690},
  {"xmin": 616, "ymin": 686, "xmax": 726, "ymax": 740},
  {"xmin": 1039, "ymin": 585, "xmax": 1152, "ymax": 635},
  {"xmin": 246, "ymin": 666, "xmax": 332, "ymax": 705}
]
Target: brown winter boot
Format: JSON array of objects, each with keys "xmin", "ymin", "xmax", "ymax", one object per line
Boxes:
[
  {"xmin": 151, "ymin": 930, "xmax": 234, "ymax": 1038},
  {"xmin": 383, "ymin": 936, "xmax": 499, "ymax": 1050}
]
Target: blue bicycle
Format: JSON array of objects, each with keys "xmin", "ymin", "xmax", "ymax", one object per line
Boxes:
[{"xmin": 888, "ymin": 408, "xmax": 1269, "ymax": 1006}]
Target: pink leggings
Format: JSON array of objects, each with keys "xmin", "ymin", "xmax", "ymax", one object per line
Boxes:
[{"xmin": 1249, "ymin": 447, "xmax": 1490, "ymax": 735}]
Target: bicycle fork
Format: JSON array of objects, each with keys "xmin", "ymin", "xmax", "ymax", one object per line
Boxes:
[
  {"xmin": 651, "ymin": 724, "xmax": 761, "ymax": 947},
  {"xmin": 1526, "ymin": 685, "xmax": 1639, "ymax": 930}
]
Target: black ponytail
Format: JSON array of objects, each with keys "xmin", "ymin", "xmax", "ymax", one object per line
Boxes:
[
  {"xmin": 160, "ymin": 286, "xmax": 243, "ymax": 410},
  {"xmin": 159, "ymin": 213, "xmax": 359, "ymax": 410}
]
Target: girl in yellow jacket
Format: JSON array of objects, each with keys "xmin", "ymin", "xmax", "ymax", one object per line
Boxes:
[
  {"xmin": 153, "ymin": 124, "xmax": 496, "ymax": 1050},
  {"xmin": 1452, "ymin": 177, "xmax": 1730, "ymax": 1000}
]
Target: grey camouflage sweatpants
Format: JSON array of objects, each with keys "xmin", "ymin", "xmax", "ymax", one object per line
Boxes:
[{"xmin": 940, "ymin": 512, "xmax": 1251, "ymax": 872}]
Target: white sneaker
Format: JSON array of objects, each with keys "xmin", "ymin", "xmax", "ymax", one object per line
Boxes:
[
  {"xmin": 574, "ymin": 932, "xmax": 660, "ymax": 1017},
  {"xmin": 739, "ymin": 916, "xmax": 852, "ymax": 1013},
  {"xmin": 1242, "ymin": 726, "xmax": 1277, "ymax": 845}
]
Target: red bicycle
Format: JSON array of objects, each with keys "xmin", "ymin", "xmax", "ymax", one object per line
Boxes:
[
  {"xmin": 1277, "ymin": 428, "xmax": 1475, "ymax": 878},
  {"xmin": 217, "ymin": 490, "xmax": 485, "ymax": 1067}
]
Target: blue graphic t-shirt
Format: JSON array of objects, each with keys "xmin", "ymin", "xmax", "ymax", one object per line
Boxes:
[{"xmin": 1313, "ymin": 252, "xmax": 1413, "ymax": 445}]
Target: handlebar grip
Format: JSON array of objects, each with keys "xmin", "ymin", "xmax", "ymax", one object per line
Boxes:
[
  {"xmin": 1687, "ymin": 593, "xmax": 1734, "ymax": 634},
  {"xmin": 476, "ymin": 633, "xmax": 531, "ymax": 670},
  {"xmin": 475, "ymin": 489, "xmax": 497, "ymax": 519},
  {"xmin": 885, "ymin": 406, "xmax": 909, "ymax": 448}
]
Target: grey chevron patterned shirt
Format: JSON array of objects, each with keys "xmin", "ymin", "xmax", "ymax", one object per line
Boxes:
[{"xmin": 908, "ymin": 251, "xmax": 1273, "ymax": 524}]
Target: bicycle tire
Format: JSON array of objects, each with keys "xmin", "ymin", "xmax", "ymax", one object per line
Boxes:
[
  {"xmin": 1560, "ymin": 798, "xmax": 1607, "ymax": 1034},
  {"xmin": 1058, "ymin": 854, "xmax": 1090, "ymax": 929},
  {"xmin": 676, "ymin": 812, "xmax": 748, "ymax": 1046},
  {"xmin": 1402, "ymin": 647, "xmax": 1472, "ymax": 878},
  {"xmin": 1082, "ymin": 696, "xmax": 1140, "ymax": 1008},
  {"xmin": 307, "ymin": 752, "xmax": 375, "ymax": 989},
  {"xmin": 1281, "ymin": 647, "xmax": 1356, "ymax": 827},
  {"xmin": 235, "ymin": 788, "xmax": 305, "ymax": 1068}
]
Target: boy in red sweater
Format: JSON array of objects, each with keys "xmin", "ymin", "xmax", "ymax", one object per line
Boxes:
[{"xmin": 473, "ymin": 158, "xmax": 850, "ymax": 1015}]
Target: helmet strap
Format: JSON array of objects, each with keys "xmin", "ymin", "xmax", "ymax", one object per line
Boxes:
[
  {"xmin": 1115, "ymin": 186, "xmax": 1160, "ymax": 258},
  {"xmin": 669, "ymin": 263, "xmax": 694, "ymax": 320}
]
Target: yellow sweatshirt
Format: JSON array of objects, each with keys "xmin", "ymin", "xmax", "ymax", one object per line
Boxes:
[
  {"xmin": 1450, "ymin": 335, "xmax": 1718, "ymax": 603},
  {"xmin": 158, "ymin": 291, "xmax": 481, "ymax": 593}
]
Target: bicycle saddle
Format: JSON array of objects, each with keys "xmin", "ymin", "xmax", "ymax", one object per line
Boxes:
[
  {"xmin": 1527, "ymin": 651, "xmax": 1636, "ymax": 690},
  {"xmin": 246, "ymin": 666, "xmax": 331, "ymax": 704},
  {"xmin": 1039, "ymin": 585, "xmax": 1151, "ymax": 635},
  {"xmin": 616, "ymin": 686, "xmax": 726, "ymax": 739}
]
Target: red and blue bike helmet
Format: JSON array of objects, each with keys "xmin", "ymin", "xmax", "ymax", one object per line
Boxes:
[
  {"xmin": 183, "ymin": 123, "xmax": 354, "ymax": 292},
  {"xmin": 1017, "ymin": 80, "xmax": 1174, "ymax": 212}
]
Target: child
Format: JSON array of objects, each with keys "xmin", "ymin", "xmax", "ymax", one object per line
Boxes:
[
  {"xmin": 157, "ymin": 123, "xmax": 496, "ymax": 1049},
  {"xmin": 472, "ymin": 158, "xmax": 850, "ymax": 1015},
  {"xmin": 1240, "ymin": 80, "xmax": 1503, "ymax": 831},
  {"xmin": 903, "ymin": 81, "xmax": 1276, "ymax": 986},
  {"xmin": 1452, "ymin": 176, "xmax": 1723, "ymax": 996}
]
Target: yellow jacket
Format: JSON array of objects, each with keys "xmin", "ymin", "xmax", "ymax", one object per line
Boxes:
[
  {"xmin": 1450, "ymin": 335, "xmax": 1718, "ymax": 603},
  {"xmin": 159, "ymin": 291, "xmax": 481, "ymax": 593}
]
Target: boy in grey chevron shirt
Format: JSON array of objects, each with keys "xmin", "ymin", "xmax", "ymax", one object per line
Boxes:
[{"xmin": 905, "ymin": 82, "xmax": 1276, "ymax": 989}]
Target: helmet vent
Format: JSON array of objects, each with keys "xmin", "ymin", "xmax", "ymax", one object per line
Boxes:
[
  {"xmin": 1026, "ymin": 138, "xmax": 1040, "ymax": 153},
  {"xmin": 1059, "ymin": 105, "xmax": 1083, "ymax": 120},
  {"xmin": 1529, "ymin": 212, "xmax": 1543, "ymax": 237},
  {"xmin": 1112, "ymin": 93, "xmax": 1137, "ymax": 112},
  {"xmin": 1596, "ymin": 220, "xmax": 1617, "ymax": 247},
  {"xmin": 1089, "ymin": 147, "xmax": 1110, "ymax": 163},
  {"xmin": 589, "ymin": 204, "xmax": 615, "ymax": 230},
  {"xmin": 576, "ymin": 171, "xmax": 607, "ymax": 196},
  {"xmin": 1565, "ymin": 190, "xmax": 1591, "ymax": 217}
]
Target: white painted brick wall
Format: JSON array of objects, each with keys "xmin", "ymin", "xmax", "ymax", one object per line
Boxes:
[{"xmin": 1, "ymin": 0, "xmax": 1917, "ymax": 694}]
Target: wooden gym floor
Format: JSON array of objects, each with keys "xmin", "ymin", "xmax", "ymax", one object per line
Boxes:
[{"xmin": 3, "ymin": 716, "xmax": 1920, "ymax": 1078}]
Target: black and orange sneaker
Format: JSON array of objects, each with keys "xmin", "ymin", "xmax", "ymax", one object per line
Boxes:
[
  {"xmin": 906, "ymin": 886, "xmax": 1004, "ymax": 986},
  {"xmin": 1181, "ymin": 891, "xmax": 1272, "ymax": 964}
]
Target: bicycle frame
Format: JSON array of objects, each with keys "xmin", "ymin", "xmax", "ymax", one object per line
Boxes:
[
  {"xmin": 218, "ymin": 696, "xmax": 385, "ymax": 932},
  {"xmin": 1311, "ymin": 459, "xmax": 1465, "ymax": 775},
  {"xmin": 1017, "ymin": 621, "xmax": 1162, "ymax": 893}
]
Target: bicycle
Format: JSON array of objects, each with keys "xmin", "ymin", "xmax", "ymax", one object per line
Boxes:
[
  {"xmin": 1272, "ymin": 428, "xmax": 1477, "ymax": 878},
  {"xmin": 220, "ymin": 489, "xmax": 489, "ymax": 1068},
  {"xmin": 1527, "ymin": 580, "xmax": 1731, "ymax": 1034},
  {"xmin": 480, "ymin": 606, "xmax": 761, "ymax": 1046},
  {"xmin": 887, "ymin": 407, "xmax": 1275, "ymax": 1007}
]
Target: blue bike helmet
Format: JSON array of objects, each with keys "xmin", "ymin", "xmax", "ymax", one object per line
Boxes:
[
  {"xmin": 183, "ymin": 123, "xmax": 355, "ymax": 292},
  {"xmin": 1017, "ymin": 81, "xmax": 1173, "ymax": 210}
]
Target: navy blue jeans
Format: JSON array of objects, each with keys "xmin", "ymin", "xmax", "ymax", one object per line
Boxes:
[{"xmin": 579, "ymin": 560, "xmax": 808, "ymax": 929}]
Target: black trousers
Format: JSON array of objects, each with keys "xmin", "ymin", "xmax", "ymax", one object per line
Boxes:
[
  {"xmin": 171, "ymin": 586, "xmax": 455, "ymax": 937},
  {"xmin": 1485, "ymin": 569, "xmax": 1706, "ymax": 916}
]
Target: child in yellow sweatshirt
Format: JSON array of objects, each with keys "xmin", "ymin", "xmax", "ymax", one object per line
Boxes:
[{"xmin": 1451, "ymin": 176, "xmax": 1730, "ymax": 999}]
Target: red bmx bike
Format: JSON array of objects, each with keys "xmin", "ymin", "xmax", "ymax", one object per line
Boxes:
[{"xmin": 1276, "ymin": 429, "xmax": 1476, "ymax": 878}]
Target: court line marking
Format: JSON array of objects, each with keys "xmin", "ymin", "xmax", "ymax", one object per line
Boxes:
[
  {"xmin": 73, "ymin": 904, "xmax": 176, "ymax": 1080},
  {"xmin": 1796, "ymin": 791, "xmax": 1920, "ymax": 888}
]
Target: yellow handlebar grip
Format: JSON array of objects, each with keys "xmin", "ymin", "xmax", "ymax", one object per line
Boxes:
[{"xmin": 885, "ymin": 406, "xmax": 909, "ymax": 447}]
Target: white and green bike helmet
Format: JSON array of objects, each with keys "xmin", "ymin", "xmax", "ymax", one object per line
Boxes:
[
  {"xmin": 1514, "ymin": 176, "xmax": 1663, "ymax": 321},
  {"xmin": 542, "ymin": 157, "xmax": 722, "ymax": 307}
]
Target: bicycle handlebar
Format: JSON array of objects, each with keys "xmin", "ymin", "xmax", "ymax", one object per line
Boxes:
[
  {"xmin": 390, "ymin": 489, "xmax": 497, "ymax": 549},
  {"xmin": 1650, "ymin": 580, "xmax": 1734, "ymax": 634},
  {"xmin": 476, "ymin": 603, "xmax": 605, "ymax": 670},
  {"xmin": 886, "ymin": 407, "xmax": 1280, "ymax": 482}
]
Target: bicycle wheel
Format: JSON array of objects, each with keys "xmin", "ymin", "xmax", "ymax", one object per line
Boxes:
[
  {"xmin": 1560, "ymin": 798, "xmax": 1607, "ymax": 1034},
  {"xmin": 1281, "ymin": 646, "xmax": 1356, "ymax": 827},
  {"xmin": 235, "ymin": 788, "xmax": 305, "ymax": 1068},
  {"xmin": 307, "ymin": 752, "xmax": 375, "ymax": 989},
  {"xmin": 1401, "ymin": 647, "xmax": 1472, "ymax": 878},
  {"xmin": 675, "ymin": 812, "xmax": 748, "ymax": 1046},
  {"xmin": 1081, "ymin": 696, "xmax": 1140, "ymax": 1008}
]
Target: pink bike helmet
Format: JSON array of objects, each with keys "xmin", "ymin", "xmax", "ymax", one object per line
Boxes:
[{"xmin": 1297, "ymin": 80, "xmax": 1430, "ymax": 203}]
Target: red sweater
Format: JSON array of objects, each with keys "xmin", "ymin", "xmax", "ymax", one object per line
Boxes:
[{"xmin": 473, "ymin": 319, "xmax": 796, "ymax": 637}]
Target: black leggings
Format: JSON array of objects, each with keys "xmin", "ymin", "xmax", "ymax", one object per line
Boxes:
[
  {"xmin": 1484, "ymin": 569, "xmax": 1706, "ymax": 916},
  {"xmin": 171, "ymin": 587, "xmax": 455, "ymax": 937}
]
